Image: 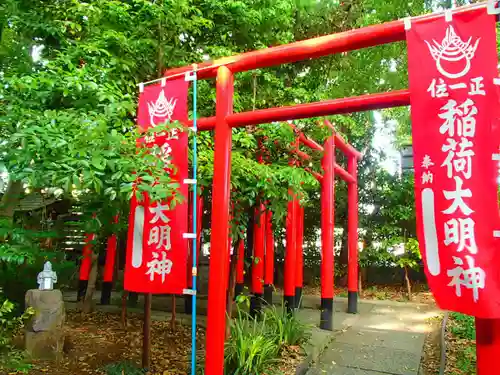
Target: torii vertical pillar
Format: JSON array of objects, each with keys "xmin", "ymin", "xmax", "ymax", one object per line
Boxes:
[
  {"xmin": 476, "ymin": 318, "xmax": 500, "ymax": 375},
  {"xmin": 185, "ymin": 195, "xmax": 203, "ymax": 314},
  {"xmin": 263, "ymin": 209, "xmax": 274, "ymax": 305},
  {"xmin": 320, "ymin": 136, "xmax": 335, "ymax": 330},
  {"xmin": 205, "ymin": 66, "xmax": 234, "ymax": 375},
  {"xmin": 235, "ymin": 239, "xmax": 245, "ymax": 298},
  {"xmin": 101, "ymin": 215, "xmax": 119, "ymax": 305},
  {"xmin": 284, "ymin": 190, "xmax": 297, "ymax": 314},
  {"xmin": 295, "ymin": 202, "xmax": 304, "ymax": 309},
  {"xmin": 77, "ymin": 233, "xmax": 94, "ymax": 301},
  {"xmin": 347, "ymin": 157, "xmax": 359, "ymax": 314},
  {"xmin": 250, "ymin": 203, "xmax": 265, "ymax": 316}
]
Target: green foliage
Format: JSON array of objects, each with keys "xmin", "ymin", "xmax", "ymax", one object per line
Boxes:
[
  {"xmin": 2, "ymin": 0, "xmax": 432, "ymax": 239},
  {"xmin": 224, "ymin": 304, "xmax": 310, "ymax": 375},
  {"xmin": 449, "ymin": 312, "xmax": 475, "ymax": 341},
  {"xmin": 0, "ymin": 216, "xmax": 74, "ymax": 307},
  {"xmin": 394, "ymin": 238, "xmax": 421, "ymax": 271},
  {"xmin": 0, "ymin": 0, "xmax": 440, "ymax": 304},
  {"xmin": 0, "ymin": 217, "xmax": 56, "ymax": 263},
  {"xmin": 0, "ymin": 296, "xmax": 35, "ymax": 373},
  {"xmin": 359, "ymin": 246, "xmax": 394, "ymax": 268},
  {"xmin": 104, "ymin": 361, "xmax": 146, "ymax": 375},
  {"xmin": 265, "ymin": 305, "xmax": 311, "ymax": 347},
  {"xmin": 448, "ymin": 313, "xmax": 476, "ymax": 374},
  {"xmin": 225, "ymin": 310, "xmax": 280, "ymax": 375},
  {"xmin": 0, "ymin": 253, "xmax": 74, "ymax": 308},
  {"xmin": 1, "ymin": 0, "xmax": 198, "ymax": 225},
  {"xmin": 360, "ymin": 170, "xmax": 422, "ymax": 271}
]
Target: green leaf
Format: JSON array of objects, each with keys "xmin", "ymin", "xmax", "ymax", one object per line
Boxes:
[{"xmin": 91, "ymin": 155, "xmax": 106, "ymax": 170}]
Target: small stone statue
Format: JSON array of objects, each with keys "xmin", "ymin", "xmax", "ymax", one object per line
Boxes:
[{"xmin": 37, "ymin": 261, "xmax": 57, "ymax": 291}]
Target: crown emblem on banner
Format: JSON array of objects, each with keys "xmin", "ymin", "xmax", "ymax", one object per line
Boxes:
[
  {"xmin": 425, "ymin": 25, "xmax": 480, "ymax": 79},
  {"xmin": 147, "ymin": 89, "xmax": 178, "ymax": 126}
]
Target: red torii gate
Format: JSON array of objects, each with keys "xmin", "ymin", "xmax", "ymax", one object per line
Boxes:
[
  {"xmin": 243, "ymin": 119, "xmax": 361, "ymax": 324},
  {"xmin": 162, "ymin": 3, "xmax": 493, "ymax": 374},
  {"xmin": 290, "ymin": 120, "xmax": 361, "ymax": 320}
]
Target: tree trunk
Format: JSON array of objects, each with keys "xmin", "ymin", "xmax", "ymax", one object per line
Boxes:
[
  {"xmin": 82, "ymin": 253, "xmax": 98, "ymax": 313},
  {"xmin": 404, "ymin": 266, "xmax": 412, "ymax": 301},
  {"xmin": 0, "ymin": 180, "xmax": 22, "ymax": 220}
]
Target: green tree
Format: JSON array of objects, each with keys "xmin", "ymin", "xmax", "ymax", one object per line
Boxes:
[{"xmin": 0, "ymin": 0, "xmax": 440, "ymax": 309}]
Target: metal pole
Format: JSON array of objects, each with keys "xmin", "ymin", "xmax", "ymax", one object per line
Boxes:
[
  {"xmin": 476, "ymin": 318, "xmax": 500, "ymax": 375},
  {"xmin": 185, "ymin": 196, "xmax": 194, "ymax": 314},
  {"xmin": 347, "ymin": 157, "xmax": 359, "ymax": 314},
  {"xmin": 320, "ymin": 136, "xmax": 335, "ymax": 330},
  {"xmin": 264, "ymin": 209, "xmax": 274, "ymax": 305},
  {"xmin": 205, "ymin": 66, "xmax": 234, "ymax": 375},
  {"xmin": 185, "ymin": 195, "xmax": 203, "ymax": 314},
  {"xmin": 190, "ymin": 68, "xmax": 199, "ymax": 375}
]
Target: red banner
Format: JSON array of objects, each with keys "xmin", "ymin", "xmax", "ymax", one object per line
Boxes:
[
  {"xmin": 124, "ymin": 78, "xmax": 189, "ymax": 294},
  {"xmin": 407, "ymin": 9, "xmax": 500, "ymax": 317}
]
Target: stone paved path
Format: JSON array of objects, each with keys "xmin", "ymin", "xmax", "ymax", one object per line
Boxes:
[{"xmin": 306, "ymin": 299, "xmax": 440, "ymax": 375}]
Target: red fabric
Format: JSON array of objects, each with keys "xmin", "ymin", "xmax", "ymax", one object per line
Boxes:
[
  {"xmin": 407, "ymin": 9, "xmax": 500, "ymax": 317},
  {"xmin": 124, "ymin": 79, "xmax": 189, "ymax": 294}
]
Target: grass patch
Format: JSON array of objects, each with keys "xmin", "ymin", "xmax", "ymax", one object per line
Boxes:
[
  {"xmin": 224, "ymin": 304, "xmax": 311, "ymax": 375},
  {"xmin": 447, "ymin": 312, "xmax": 476, "ymax": 375}
]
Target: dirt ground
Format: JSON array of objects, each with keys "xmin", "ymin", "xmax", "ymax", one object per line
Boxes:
[
  {"xmin": 419, "ymin": 316, "xmax": 443, "ymax": 375},
  {"xmin": 23, "ymin": 310, "xmax": 302, "ymax": 375},
  {"xmin": 419, "ymin": 313, "xmax": 478, "ymax": 375},
  {"xmin": 298, "ymin": 284, "xmax": 436, "ymax": 304},
  {"xmin": 25, "ymin": 310, "xmax": 203, "ymax": 375}
]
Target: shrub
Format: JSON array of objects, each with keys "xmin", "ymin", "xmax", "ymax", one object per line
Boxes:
[
  {"xmin": 264, "ymin": 305, "xmax": 311, "ymax": 347},
  {"xmin": 224, "ymin": 309, "xmax": 280, "ymax": 375},
  {"xmin": 449, "ymin": 312, "xmax": 475, "ymax": 341},
  {"xmin": 224, "ymin": 303, "xmax": 311, "ymax": 375},
  {"xmin": 0, "ymin": 218, "xmax": 75, "ymax": 309},
  {"xmin": 448, "ymin": 312, "xmax": 476, "ymax": 374},
  {"xmin": 0, "ymin": 295, "xmax": 35, "ymax": 373}
]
